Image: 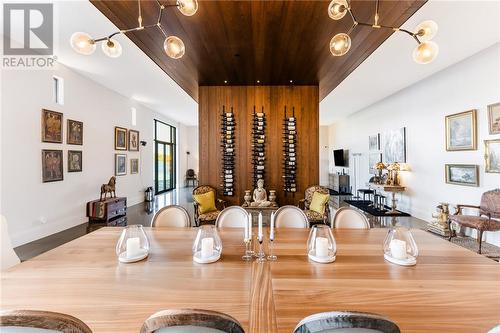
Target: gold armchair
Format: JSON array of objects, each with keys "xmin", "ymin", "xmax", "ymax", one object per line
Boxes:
[{"xmin": 192, "ymin": 185, "xmax": 226, "ymax": 226}]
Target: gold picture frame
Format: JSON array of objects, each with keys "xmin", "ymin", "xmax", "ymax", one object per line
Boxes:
[
  {"xmin": 41, "ymin": 109, "xmax": 63, "ymax": 143},
  {"xmin": 445, "ymin": 164, "xmax": 479, "ymax": 187},
  {"xmin": 488, "ymin": 102, "xmax": 500, "ymax": 135},
  {"xmin": 445, "ymin": 110, "xmax": 477, "ymax": 151},
  {"xmin": 130, "ymin": 158, "xmax": 139, "ymax": 174},
  {"xmin": 485, "ymin": 139, "xmax": 500, "ymax": 173},
  {"xmin": 67, "ymin": 119, "xmax": 83, "ymax": 145},
  {"xmin": 114, "ymin": 126, "xmax": 128, "ymax": 150}
]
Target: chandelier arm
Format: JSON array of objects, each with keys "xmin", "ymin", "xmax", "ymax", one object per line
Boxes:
[
  {"xmin": 374, "ymin": 0, "xmax": 380, "ymax": 27},
  {"xmin": 137, "ymin": 0, "xmax": 143, "ymax": 28},
  {"xmin": 356, "ymin": 22, "xmax": 420, "ymax": 43},
  {"xmin": 156, "ymin": 24, "xmax": 168, "ymax": 38},
  {"xmin": 347, "ymin": 8, "xmax": 357, "ymax": 25},
  {"xmin": 346, "ymin": 22, "xmax": 357, "ymax": 35}
]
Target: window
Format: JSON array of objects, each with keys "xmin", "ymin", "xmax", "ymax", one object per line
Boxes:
[
  {"xmin": 131, "ymin": 107, "xmax": 137, "ymax": 126},
  {"xmin": 154, "ymin": 120, "xmax": 176, "ymax": 194},
  {"xmin": 53, "ymin": 76, "xmax": 64, "ymax": 105}
]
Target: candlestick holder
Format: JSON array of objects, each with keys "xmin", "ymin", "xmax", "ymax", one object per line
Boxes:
[
  {"xmin": 267, "ymin": 238, "xmax": 277, "ymax": 261},
  {"xmin": 256, "ymin": 240, "xmax": 266, "ymax": 263},
  {"xmin": 242, "ymin": 238, "xmax": 253, "ymax": 261}
]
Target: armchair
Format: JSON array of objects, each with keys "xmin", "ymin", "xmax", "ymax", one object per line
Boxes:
[
  {"xmin": 192, "ymin": 185, "xmax": 226, "ymax": 226},
  {"xmin": 448, "ymin": 189, "xmax": 500, "ymax": 254},
  {"xmin": 298, "ymin": 185, "xmax": 330, "ymax": 225}
]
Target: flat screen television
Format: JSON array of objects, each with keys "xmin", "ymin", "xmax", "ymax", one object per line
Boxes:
[{"xmin": 333, "ymin": 149, "xmax": 347, "ymax": 167}]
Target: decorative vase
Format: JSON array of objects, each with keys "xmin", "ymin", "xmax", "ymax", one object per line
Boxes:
[
  {"xmin": 244, "ymin": 190, "xmax": 252, "ymax": 206},
  {"xmin": 269, "ymin": 190, "xmax": 276, "ymax": 205}
]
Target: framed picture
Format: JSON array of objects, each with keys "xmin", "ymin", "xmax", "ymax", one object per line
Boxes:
[
  {"xmin": 369, "ymin": 134, "xmax": 380, "ymax": 151},
  {"xmin": 128, "ymin": 130, "xmax": 140, "ymax": 151},
  {"xmin": 445, "ymin": 164, "xmax": 479, "ymax": 187},
  {"xmin": 68, "ymin": 150, "xmax": 82, "ymax": 172},
  {"xmin": 369, "ymin": 153, "xmax": 382, "ymax": 174},
  {"xmin": 130, "ymin": 158, "xmax": 139, "ymax": 174},
  {"xmin": 383, "ymin": 127, "xmax": 406, "ymax": 163},
  {"xmin": 115, "ymin": 127, "xmax": 128, "ymax": 150},
  {"xmin": 445, "ymin": 110, "xmax": 477, "ymax": 151},
  {"xmin": 67, "ymin": 119, "xmax": 83, "ymax": 145},
  {"xmin": 42, "ymin": 149, "xmax": 63, "ymax": 182},
  {"xmin": 41, "ymin": 109, "xmax": 63, "ymax": 143},
  {"xmin": 485, "ymin": 139, "xmax": 500, "ymax": 173},
  {"xmin": 115, "ymin": 153, "xmax": 127, "ymax": 176},
  {"xmin": 488, "ymin": 102, "xmax": 500, "ymax": 135}
]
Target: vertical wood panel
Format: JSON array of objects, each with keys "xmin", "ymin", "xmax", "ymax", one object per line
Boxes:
[{"xmin": 199, "ymin": 86, "xmax": 319, "ymax": 206}]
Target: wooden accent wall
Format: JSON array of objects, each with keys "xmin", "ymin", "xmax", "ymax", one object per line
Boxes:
[{"xmin": 198, "ymin": 86, "xmax": 319, "ymax": 206}]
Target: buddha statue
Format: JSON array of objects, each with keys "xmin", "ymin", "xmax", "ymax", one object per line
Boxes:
[{"xmin": 250, "ymin": 179, "xmax": 272, "ymax": 207}]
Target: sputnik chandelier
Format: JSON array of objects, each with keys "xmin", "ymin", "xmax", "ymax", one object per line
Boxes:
[
  {"xmin": 328, "ymin": 0, "xmax": 439, "ymax": 64},
  {"xmin": 70, "ymin": 0, "xmax": 198, "ymax": 59}
]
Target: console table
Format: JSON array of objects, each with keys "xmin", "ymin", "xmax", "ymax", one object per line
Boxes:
[{"xmin": 368, "ymin": 183, "xmax": 406, "ymax": 214}]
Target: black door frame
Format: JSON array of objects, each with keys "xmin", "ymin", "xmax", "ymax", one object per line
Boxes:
[{"xmin": 154, "ymin": 119, "xmax": 176, "ymax": 195}]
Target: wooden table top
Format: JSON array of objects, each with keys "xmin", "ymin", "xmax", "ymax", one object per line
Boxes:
[{"xmin": 2, "ymin": 227, "xmax": 499, "ymax": 333}]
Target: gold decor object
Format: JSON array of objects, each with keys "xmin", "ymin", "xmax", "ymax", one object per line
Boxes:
[
  {"xmin": 387, "ymin": 162, "xmax": 401, "ymax": 186},
  {"xmin": 427, "ymin": 203, "xmax": 450, "ymax": 237}
]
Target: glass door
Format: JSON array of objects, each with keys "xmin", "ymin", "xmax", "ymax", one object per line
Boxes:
[{"xmin": 155, "ymin": 120, "xmax": 176, "ymax": 194}]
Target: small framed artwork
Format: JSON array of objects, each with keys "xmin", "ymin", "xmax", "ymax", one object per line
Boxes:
[
  {"xmin": 115, "ymin": 127, "xmax": 128, "ymax": 150},
  {"xmin": 485, "ymin": 139, "xmax": 500, "ymax": 173},
  {"xmin": 128, "ymin": 130, "xmax": 140, "ymax": 151},
  {"xmin": 488, "ymin": 102, "xmax": 500, "ymax": 135},
  {"xmin": 130, "ymin": 158, "xmax": 139, "ymax": 174},
  {"xmin": 41, "ymin": 109, "xmax": 63, "ymax": 143},
  {"xmin": 68, "ymin": 150, "xmax": 82, "ymax": 172},
  {"xmin": 445, "ymin": 110, "xmax": 477, "ymax": 151},
  {"xmin": 42, "ymin": 149, "xmax": 63, "ymax": 182},
  {"xmin": 369, "ymin": 134, "xmax": 380, "ymax": 151},
  {"xmin": 368, "ymin": 152, "xmax": 382, "ymax": 175},
  {"xmin": 67, "ymin": 119, "xmax": 83, "ymax": 145},
  {"xmin": 445, "ymin": 164, "xmax": 479, "ymax": 187},
  {"xmin": 115, "ymin": 153, "xmax": 127, "ymax": 176}
]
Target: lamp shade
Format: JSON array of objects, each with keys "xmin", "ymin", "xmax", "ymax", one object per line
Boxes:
[
  {"xmin": 330, "ymin": 33, "xmax": 351, "ymax": 56},
  {"xmin": 328, "ymin": 0, "xmax": 349, "ymax": 20},
  {"xmin": 164, "ymin": 36, "xmax": 185, "ymax": 59},
  {"xmin": 413, "ymin": 41, "xmax": 439, "ymax": 64},
  {"xmin": 70, "ymin": 32, "xmax": 96, "ymax": 55},
  {"xmin": 177, "ymin": 0, "xmax": 198, "ymax": 16},
  {"xmin": 102, "ymin": 38, "xmax": 122, "ymax": 58},
  {"xmin": 415, "ymin": 20, "xmax": 438, "ymax": 42}
]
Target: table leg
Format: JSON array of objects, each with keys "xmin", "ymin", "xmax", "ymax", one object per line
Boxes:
[{"xmin": 386, "ymin": 192, "xmax": 398, "ymax": 214}]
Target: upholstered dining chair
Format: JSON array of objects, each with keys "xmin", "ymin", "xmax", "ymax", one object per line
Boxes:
[
  {"xmin": 1, "ymin": 215, "xmax": 20, "ymax": 271},
  {"xmin": 298, "ymin": 185, "xmax": 330, "ymax": 225},
  {"xmin": 192, "ymin": 185, "xmax": 226, "ymax": 227},
  {"xmin": 293, "ymin": 311, "xmax": 400, "ymax": 333},
  {"xmin": 274, "ymin": 205, "xmax": 309, "ymax": 228},
  {"xmin": 140, "ymin": 309, "xmax": 244, "ymax": 333},
  {"xmin": 448, "ymin": 189, "xmax": 500, "ymax": 254},
  {"xmin": 0, "ymin": 310, "xmax": 93, "ymax": 333},
  {"xmin": 151, "ymin": 205, "xmax": 191, "ymax": 228},
  {"xmin": 333, "ymin": 207, "xmax": 370, "ymax": 229},
  {"xmin": 216, "ymin": 206, "xmax": 248, "ymax": 228}
]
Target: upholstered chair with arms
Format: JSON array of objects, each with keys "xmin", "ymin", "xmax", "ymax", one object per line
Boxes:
[
  {"xmin": 333, "ymin": 207, "xmax": 371, "ymax": 229},
  {"xmin": 0, "ymin": 310, "xmax": 93, "ymax": 333},
  {"xmin": 274, "ymin": 205, "xmax": 309, "ymax": 228},
  {"xmin": 448, "ymin": 189, "xmax": 500, "ymax": 254},
  {"xmin": 192, "ymin": 185, "xmax": 225, "ymax": 226},
  {"xmin": 298, "ymin": 185, "xmax": 330, "ymax": 225},
  {"xmin": 151, "ymin": 205, "xmax": 191, "ymax": 228},
  {"xmin": 216, "ymin": 206, "xmax": 248, "ymax": 228},
  {"xmin": 1, "ymin": 215, "xmax": 20, "ymax": 271}
]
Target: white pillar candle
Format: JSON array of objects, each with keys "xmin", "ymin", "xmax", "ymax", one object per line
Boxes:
[
  {"xmin": 390, "ymin": 239, "xmax": 407, "ymax": 259},
  {"xmin": 248, "ymin": 213, "xmax": 252, "ymax": 239},
  {"xmin": 315, "ymin": 237, "xmax": 329, "ymax": 257},
  {"xmin": 269, "ymin": 212, "xmax": 275, "ymax": 241},
  {"xmin": 126, "ymin": 237, "xmax": 141, "ymax": 259},
  {"xmin": 258, "ymin": 212, "xmax": 263, "ymax": 242},
  {"xmin": 201, "ymin": 237, "xmax": 214, "ymax": 259}
]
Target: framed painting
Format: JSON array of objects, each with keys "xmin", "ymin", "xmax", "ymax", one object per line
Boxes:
[
  {"xmin": 130, "ymin": 158, "xmax": 139, "ymax": 174},
  {"xmin": 128, "ymin": 130, "xmax": 140, "ymax": 151},
  {"xmin": 369, "ymin": 134, "xmax": 380, "ymax": 151},
  {"xmin": 485, "ymin": 139, "xmax": 500, "ymax": 173},
  {"xmin": 115, "ymin": 153, "xmax": 127, "ymax": 176},
  {"xmin": 41, "ymin": 109, "xmax": 63, "ymax": 143},
  {"xmin": 383, "ymin": 127, "xmax": 406, "ymax": 163},
  {"xmin": 488, "ymin": 102, "xmax": 500, "ymax": 135},
  {"xmin": 445, "ymin": 164, "xmax": 479, "ymax": 187},
  {"xmin": 445, "ymin": 110, "xmax": 477, "ymax": 151},
  {"xmin": 67, "ymin": 119, "xmax": 83, "ymax": 145},
  {"xmin": 115, "ymin": 127, "xmax": 127, "ymax": 150},
  {"xmin": 369, "ymin": 152, "xmax": 382, "ymax": 175},
  {"xmin": 68, "ymin": 150, "xmax": 82, "ymax": 172},
  {"xmin": 42, "ymin": 149, "xmax": 63, "ymax": 182}
]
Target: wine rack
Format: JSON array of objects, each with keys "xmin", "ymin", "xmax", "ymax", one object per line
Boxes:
[
  {"xmin": 282, "ymin": 106, "xmax": 297, "ymax": 193},
  {"xmin": 220, "ymin": 106, "xmax": 235, "ymax": 196},
  {"xmin": 251, "ymin": 106, "xmax": 266, "ymax": 187}
]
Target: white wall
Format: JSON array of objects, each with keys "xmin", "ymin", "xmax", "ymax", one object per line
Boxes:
[
  {"xmin": 1, "ymin": 62, "xmax": 196, "ymax": 246},
  {"xmin": 178, "ymin": 125, "xmax": 199, "ymax": 187},
  {"xmin": 327, "ymin": 44, "xmax": 500, "ymax": 245},
  {"xmin": 319, "ymin": 126, "xmax": 329, "ymax": 186}
]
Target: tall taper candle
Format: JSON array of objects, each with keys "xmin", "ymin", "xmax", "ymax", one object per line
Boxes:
[
  {"xmin": 244, "ymin": 213, "xmax": 249, "ymax": 240},
  {"xmin": 258, "ymin": 212, "xmax": 263, "ymax": 242},
  {"xmin": 248, "ymin": 213, "xmax": 252, "ymax": 239},
  {"xmin": 269, "ymin": 211, "xmax": 275, "ymax": 241}
]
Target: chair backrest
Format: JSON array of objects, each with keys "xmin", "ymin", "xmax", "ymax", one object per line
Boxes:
[
  {"xmin": 293, "ymin": 311, "xmax": 400, "ymax": 333},
  {"xmin": 333, "ymin": 207, "xmax": 370, "ymax": 229},
  {"xmin": 216, "ymin": 206, "xmax": 248, "ymax": 228},
  {"xmin": 1, "ymin": 216, "xmax": 20, "ymax": 271},
  {"xmin": 152, "ymin": 205, "xmax": 191, "ymax": 228},
  {"xmin": 480, "ymin": 189, "xmax": 500, "ymax": 219},
  {"xmin": 274, "ymin": 206, "xmax": 309, "ymax": 228},
  {"xmin": 140, "ymin": 309, "xmax": 244, "ymax": 333},
  {"xmin": 186, "ymin": 169, "xmax": 195, "ymax": 177},
  {"xmin": 304, "ymin": 185, "xmax": 329, "ymax": 206},
  {"xmin": 193, "ymin": 185, "xmax": 216, "ymax": 196},
  {"xmin": 0, "ymin": 310, "xmax": 92, "ymax": 333}
]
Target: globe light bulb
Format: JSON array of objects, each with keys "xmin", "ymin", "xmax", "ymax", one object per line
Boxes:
[
  {"xmin": 164, "ymin": 36, "xmax": 185, "ymax": 59},
  {"xmin": 415, "ymin": 20, "xmax": 438, "ymax": 42},
  {"xmin": 177, "ymin": 0, "xmax": 198, "ymax": 16},
  {"xmin": 328, "ymin": 0, "xmax": 349, "ymax": 20},
  {"xmin": 70, "ymin": 32, "xmax": 96, "ymax": 55},
  {"xmin": 102, "ymin": 38, "xmax": 122, "ymax": 58},
  {"xmin": 329, "ymin": 33, "xmax": 351, "ymax": 56},
  {"xmin": 413, "ymin": 41, "xmax": 438, "ymax": 64}
]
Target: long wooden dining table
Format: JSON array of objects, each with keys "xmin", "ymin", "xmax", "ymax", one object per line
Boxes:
[{"xmin": 1, "ymin": 227, "xmax": 499, "ymax": 333}]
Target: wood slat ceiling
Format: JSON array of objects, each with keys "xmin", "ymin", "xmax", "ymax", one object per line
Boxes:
[{"xmin": 91, "ymin": 0, "xmax": 426, "ymax": 101}]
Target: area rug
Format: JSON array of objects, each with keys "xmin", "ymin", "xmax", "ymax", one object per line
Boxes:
[
  {"xmin": 344, "ymin": 200, "xmax": 411, "ymax": 217},
  {"xmin": 433, "ymin": 234, "xmax": 500, "ymax": 261}
]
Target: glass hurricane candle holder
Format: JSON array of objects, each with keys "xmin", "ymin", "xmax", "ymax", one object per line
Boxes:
[
  {"xmin": 307, "ymin": 225, "xmax": 336, "ymax": 263},
  {"xmin": 383, "ymin": 226, "xmax": 419, "ymax": 266},
  {"xmin": 116, "ymin": 224, "xmax": 150, "ymax": 263},
  {"xmin": 192, "ymin": 225, "xmax": 222, "ymax": 264}
]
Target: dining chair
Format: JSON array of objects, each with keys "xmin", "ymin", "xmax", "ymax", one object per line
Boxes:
[
  {"xmin": 0, "ymin": 310, "xmax": 93, "ymax": 333},
  {"xmin": 333, "ymin": 207, "xmax": 370, "ymax": 229},
  {"xmin": 293, "ymin": 311, "xmax": 400, "ymax": 333},
  {"xmin": 151, "ymin": 205, "xmax": 191, "ymax": 228},
  {"xmin": 274, "ymin": 205, "xmax": 309, "ymax": 228},
  {"xmin": 1, "ymin": 215, "xmax": 20, "ymax": 271},
  {"xmin": 216, "ymin": 206, "xmax": 248, "ymax": 228},
  {"xmin": 192, "ymin": 185, "xmax": 226, "ymax": 226},
  {"xmin": 140, "ymin": 309, "xmax": 244, "ymax": 333},
  {"xmin": 298, "ymin": 185, "xmax": 331, "ymax": 226}
]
